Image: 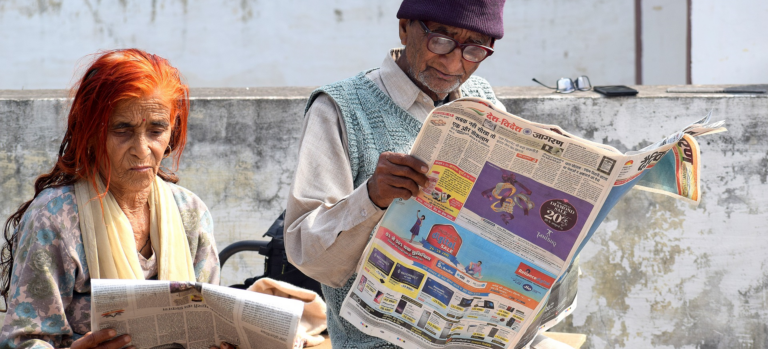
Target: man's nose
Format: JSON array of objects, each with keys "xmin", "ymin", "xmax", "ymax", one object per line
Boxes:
[{"xmin": 440, "ymin": 47, "xmax": 464, "ymax": 73}]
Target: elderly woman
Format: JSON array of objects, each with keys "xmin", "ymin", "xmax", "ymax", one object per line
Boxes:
[{"xmin": 0, "ymin": 49, "xmax": 220, "ymax": 349}]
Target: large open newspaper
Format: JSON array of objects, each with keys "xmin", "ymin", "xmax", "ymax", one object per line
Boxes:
[
  {"xmin": 91, "ymin": 279, "xmax": 304, "ymax": 349},
  {"xmin": 339, "ymin": 98, "xmax": 725, "ymax": 349}
]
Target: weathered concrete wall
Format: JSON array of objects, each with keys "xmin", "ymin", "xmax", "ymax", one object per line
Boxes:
[
  {"xmin": 1, "ymin": 87, "xmax": 767, "ymax": 348},
  {"xmin": 0, "ymin": 87, "xmax": 315, "ymax": 290},
  {"xmin": 497, "ymin": 87, "xmax": 768, "ymax": 349}
]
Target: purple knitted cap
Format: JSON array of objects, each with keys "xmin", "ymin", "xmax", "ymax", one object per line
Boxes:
[{"xmin": 397, "ymin": 0, "xmax": 506, "ymax": 39}]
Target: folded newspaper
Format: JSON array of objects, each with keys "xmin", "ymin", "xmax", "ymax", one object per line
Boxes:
[
  {"xmin": 339, "ymin": 97, "xmax": 725, "ymax": 349},
  {"xmin": 91, "ymin": 279, "xmax": 304, "ymax": 349}
]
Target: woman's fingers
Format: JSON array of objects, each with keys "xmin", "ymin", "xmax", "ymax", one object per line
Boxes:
[
  {"xmin": 98, "ymin": 334, "xmax": 131, "ymax": 349},
  {"xmin": 209, "ymin": 341, "xmax": 231, "ymax": 349},
  {"xmin": 72, "ymin": 329, "xmax": 125, "ymax": 349},
  {"xmin": 72, "ymin": 330, "xmax": 110, "ymax": 349}
]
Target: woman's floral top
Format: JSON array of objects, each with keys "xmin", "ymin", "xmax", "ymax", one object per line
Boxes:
[{"xmin": 0, "ymin": 183, "xmax": 221, "ymax": 349}]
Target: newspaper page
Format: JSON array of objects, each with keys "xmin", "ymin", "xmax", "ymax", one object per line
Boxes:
[
  {"xmin": 513, "ymin": 257, "xmax": 579, "ymax": 349},
  {"xmin": 91, "ymin": 279, "xmax": 304, "ymax": 349},
  {"xmin": 338, "ymin": 97, "xmax": 725, "ymax": 349}
]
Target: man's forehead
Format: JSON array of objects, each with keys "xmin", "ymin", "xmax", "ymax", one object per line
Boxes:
[{"xmin": 422, "ymin": 20, "xmax": 491, "ymax": 43}]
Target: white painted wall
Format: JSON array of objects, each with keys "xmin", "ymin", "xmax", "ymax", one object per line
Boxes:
[
  {"xmin": 478, "ymin": 0, "xmax": 636, "ymax": 87},
  {"xmin": 641, "ymin": 0, "xmax": 688, "ymax": 85},
  {"xmin": 1, "ymin": 0, "xmax": 764, "ymax": 89},
  {"xmin": 691, "ymin": 0, "xmax": 768, "ymax": 84},
  {"xmin": 0, "ymin": 0, "xmax": 636, "ymax": 89},
  {"xmin": 0, "ymin": 0, "xmax": 398, "ymax": 89}
]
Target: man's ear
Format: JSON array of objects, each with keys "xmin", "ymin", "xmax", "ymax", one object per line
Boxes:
[{"xmin": 398, "ymin": 19, "xmax": 409, "ymax": 45}]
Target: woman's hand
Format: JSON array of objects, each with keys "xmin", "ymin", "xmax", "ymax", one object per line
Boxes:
[
  {"xmin": 72, "ymin": 329, "xmax": 132, "ymax": 349},
  {"xmin": 209, "ymin": 342, "xmax": 233, "ymax": 349}
]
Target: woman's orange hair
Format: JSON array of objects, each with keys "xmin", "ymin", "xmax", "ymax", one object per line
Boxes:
[{"xmin": 1, "ymin": 49, "xmax": 190, "ymax": 303}]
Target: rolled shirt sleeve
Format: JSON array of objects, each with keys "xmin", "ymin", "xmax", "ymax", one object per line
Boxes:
[{"xmin": 285, "ymin": 94, "xmax": 385, "ymax": 288}]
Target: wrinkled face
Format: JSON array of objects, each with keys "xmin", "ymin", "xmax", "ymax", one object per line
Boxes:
[
  {"xmin": 399, "ymin": 19, "xmax": 492, "ymax": 97},
  {"xmin": 100, "ymin": 93, "xmax": 172, "ymax": 195}
]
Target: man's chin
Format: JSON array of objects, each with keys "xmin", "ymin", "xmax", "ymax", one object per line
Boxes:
[{"xmin": 420, "ymin": 75, "xmax": 462, "ymax": 96}]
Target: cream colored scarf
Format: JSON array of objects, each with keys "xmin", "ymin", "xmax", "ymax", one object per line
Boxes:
[{"xmin": 75, "ymin": 176, "xmax": 196, "ymax": 281}]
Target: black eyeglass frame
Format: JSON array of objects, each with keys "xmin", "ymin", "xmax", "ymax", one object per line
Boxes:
[
  {"xmin": 417, "ymin": 20, "xmax": 495, "ymax": 63},
  {"xmin": 532, "ymin": 76, "xmax": 592, "ymax": 94}
]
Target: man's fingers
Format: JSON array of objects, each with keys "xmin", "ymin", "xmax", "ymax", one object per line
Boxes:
[
  {"xmin": 390, "ymin": 186, "xmax": 415, "ymax": 201},
  {"xmin": 384, "ymin": 153, "xmax": 429, "ymax": 174},
  {"xmin": 388, "ymin": 163, "xmax": 429, "ymax": 186},
  {"xmin": 370, "ymin": 152, "xmax": 432, "ymax": 207},
  {"xmin": 376, "ymin": 176, "xmax": 414, "ymax": 202},
  {"xmin": 384, "ymin": 176, "xmax": 421, "ymax": 197}
]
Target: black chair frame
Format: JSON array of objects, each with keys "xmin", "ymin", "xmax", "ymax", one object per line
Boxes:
[{"xmin": 218, "ymin": 240, "xmax": 270, "ymax": 270}]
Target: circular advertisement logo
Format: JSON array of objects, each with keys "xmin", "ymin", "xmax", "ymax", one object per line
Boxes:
[
  {"xmin": 539, "ymin": 199, "xmax": 578, "ymax": 231},
  {"xmin": 523, "ymin": 284, "xmax": 533, "ymax": 292}
]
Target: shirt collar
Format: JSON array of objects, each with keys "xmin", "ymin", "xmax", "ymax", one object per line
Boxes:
[
  {"xmin": 380, "ymin": 48, "xmax": 465, "ymax": 110},
  {"xmin": 379, "ymin": 48, "xmax": 423, "ymax": 110}
]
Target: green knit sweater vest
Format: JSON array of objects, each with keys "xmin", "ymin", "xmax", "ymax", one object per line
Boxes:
[{"xmin": 304, "ymin": 68, "xmax": 498, "ymax": 349}]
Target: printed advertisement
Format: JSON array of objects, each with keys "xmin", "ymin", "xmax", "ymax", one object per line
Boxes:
[{"xmin": 340, "ymin": 98, "xmax": 725, "ymax": 349}]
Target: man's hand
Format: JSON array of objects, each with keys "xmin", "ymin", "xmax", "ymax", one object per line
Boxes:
[
  {"xmin": 71, "ymin": 329, "xmax": 132, "ymax": 349},
  {"xmin": 367, "ymin": 152, "xmax": 429, "ymax": 208}
]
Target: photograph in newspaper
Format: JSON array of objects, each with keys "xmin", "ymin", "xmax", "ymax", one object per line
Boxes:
[
  {"xmin": 91, "ymin": 279, "xmax": 304, "ymax": 349},
  {"xmin": 340, "ymin": 98, "xmax": 725, "ymax": 349},
  {"xmin": 459, "ymin": 161, "xmax": 593, "ymax": 272},
  {"xmin": 343, "ymin": 198, "xmax": 555, "ymax": 349}
]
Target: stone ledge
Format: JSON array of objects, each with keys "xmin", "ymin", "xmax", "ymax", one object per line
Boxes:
[{"xmin": 1, "ymin": 85, "xmax": 765, "ymax": 100}]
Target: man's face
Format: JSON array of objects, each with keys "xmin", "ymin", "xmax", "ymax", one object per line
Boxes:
[{"xmin": 399, "ymin": 19, "xmax": 493, "ymax": 99}]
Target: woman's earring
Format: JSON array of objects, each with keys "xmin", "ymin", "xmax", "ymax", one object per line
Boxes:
[{"xmin": 163, "ymin": 145, "xmax": 172, "ymax": 158}]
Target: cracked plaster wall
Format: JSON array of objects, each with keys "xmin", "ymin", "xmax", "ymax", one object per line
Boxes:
[
  {"xmin": 501, "ymin": 93, "xmax": 768, "ymax": 349},
  {"xmin": 0, "ymin": 89, "xmax": 766, "ymax": 348}
]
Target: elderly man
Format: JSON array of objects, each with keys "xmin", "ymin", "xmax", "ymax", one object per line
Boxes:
[{"xmin": 286, "ymin": 0, "xmax": 507, "ymax": 347}]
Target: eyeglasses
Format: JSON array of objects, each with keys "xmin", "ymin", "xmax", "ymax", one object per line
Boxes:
[
  {"xmin": 418, "ymin": 20, "xmax": 494, "ymax": 63},
  {"xmin": 532, "ymin": 76, "xmax": 592, "ymax": 93}
]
